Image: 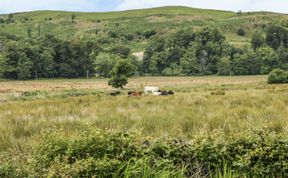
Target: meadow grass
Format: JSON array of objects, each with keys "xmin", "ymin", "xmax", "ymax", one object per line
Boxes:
[
  {"xmin": 1, "ymin": 76, "xmax": 288, "ymax": 151},
  {"xmin": 1, "ymin": 76, "xmax": 288, "ymax": 177}
]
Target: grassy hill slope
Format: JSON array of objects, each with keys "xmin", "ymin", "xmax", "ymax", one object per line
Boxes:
[{"xmin": 0, "ymin": 6, "xmax": 287, "ymax": 51}]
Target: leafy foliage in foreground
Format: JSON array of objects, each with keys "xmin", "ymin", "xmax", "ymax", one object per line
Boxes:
[{"xmin": 1, "ymin": 130, "xmax": 288, "ymax": 177}]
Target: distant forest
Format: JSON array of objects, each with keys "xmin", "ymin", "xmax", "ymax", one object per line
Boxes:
[{"xmin": 0, "ymin": 24, "xmax": 287, "ymax": 79}]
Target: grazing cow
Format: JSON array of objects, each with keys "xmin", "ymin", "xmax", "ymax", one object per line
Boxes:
[
  {"xmin": 109, "ymin": 91, "xmax": 120, "ymax": 96},
  {"xmin": 128, "ymin": 91, "xmax": 135, "ymax": 95},
  {"xmin": 168, "ymin": 90, "xmax": 174, "ymax": 95},
  {"xmin": 128, "ymin": 91, "xmax": 142, "ymax": 97},
  {"xmin": 152, "ymin": 92, "xmax": 162, "ymax": 96},
  {"xmin": 144, "ymin": 87, "xmax": 159, "ymax": 94},
  {"xmin": 157, "ymin": 90, "xmax": 174, "ymax": 96}
]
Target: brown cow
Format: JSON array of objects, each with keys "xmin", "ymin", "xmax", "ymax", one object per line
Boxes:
[{"xmin": 128, "ymin": 91, "xmax": 142, "ymax": 97}]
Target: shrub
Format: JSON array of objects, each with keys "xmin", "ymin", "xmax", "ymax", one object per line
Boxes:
[
  {"xmin": 21, "ymin": 90, "xmax": 47, "ymax": 98},
  {"xmin": 143, "ymin": 29, "xmax": 156, "ymax": 39},
  {"xmin": 0, "ymin": 153, "xmax": 30, "ymax": 177},
  {"xmin": 29, "ymin": 130, "xmax": 288, "ymax": 177},
  {"xmin": 268, "ymin": 68, "xmax": 288, "ymax": 84},
  {"xmin": 108, "ymin": 31, "xmax": 117, "ymax": 38},
  {"xmin": 110, "ymin": 45, "xmax": 131, "ymax": 58},
  {"xmin": 125, "ymin": 33, "xmax": 134, "ymax": 41},
  {"xmin": 0, "ymin": 159, "xmax": 17, "ymax": 177},
  {"xmin": 0, "ymin": 18, "xmax": 5, "ymax": 23},
  {"xmin": 236, "ymin": 28, "xmax": 246, "ymax": 36}
]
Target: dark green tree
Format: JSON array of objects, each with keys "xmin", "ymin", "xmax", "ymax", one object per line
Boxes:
[
  {"xmin": 108, "ymin": 59, "xmax": 136, "ymax": 89},
  {"xmin": 0, "ymin": 54, "xmax": 4, "ymax": 78},
  {"xmin": 233, "ymin": 51, "xmax": 261, "ymax": 75},
  {"xmin": 162, "ymin": 63, "xmax": 181, "ymax": 76},
  {"xmin": 3, "ymin": 41, "xmax": 21, "ymax": 79},
  {"xmin": 143, "ymin": 29, "xmax": 156, "ymax": 39},
  {"xmin": 17, "ymin": 52, "xmax": 33, "ymax": 80},
  {"xmin": 180, "ymin": 47, "xmax": 199, "ymax": 75},
  {"xmin": 7, "ymin": 13, "xmax": 14, "ymax": 23},
  {"xmin": 166, "ymin": 28, "xmax": 195, "ymax": 48},
  {"xmin": 266, "ymin": 26, "xmax": 287, "ymax": 50},
  {"xmin": 217, "ymin": 57, "xmax": 231, "ymax": 75},
  {"xmin": 237, "ymin": 28, "xmax": 246, "ymax": 36},
  {"xmin": 143, "ymin": 27, "xmax": 230, "ymax": 76},
  {"xmin": 71, "ymin": 13, "xmax": 76, "ymax": 23},
  {"xmin": 143, "ymin": 36, "xmax": 165, "ymax": 74},
  {"xmin": 251, "ymin": 32, "xmax": 265, "ymax": 51},
  {"xmin": 110, "ymin": 45, "xmax": 131, "ymax": 58},
  {"xmin": 40, "ymin": 50, "xmax": 56, "ymax": 78},
  {"xmin": 256, "ymin": 47, "xmax": 279, "ymax": 74},
  {"xmin": 94, "ymin": 52, "xmax": 116, "ymax": 77},
  {"xmin": 278, "ymin": 46, "xmax": 288, "ymax": 70},
  {"xmin": 23, "ymin": 45, "xmax": 41, "ymax": 79},
  {"xmin": 27, "ymin": 27, "xmax": 32, "ymax": 38}
]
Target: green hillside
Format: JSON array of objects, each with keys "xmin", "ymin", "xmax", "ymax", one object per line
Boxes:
[{"xmin": 0, "ymin": 6, "xmax": 287, "ymax": 51}]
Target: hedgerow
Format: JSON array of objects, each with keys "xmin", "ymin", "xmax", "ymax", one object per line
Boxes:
[{"xmin": 1, "ymin": 130, "xmax": 288, "ymax": 177}]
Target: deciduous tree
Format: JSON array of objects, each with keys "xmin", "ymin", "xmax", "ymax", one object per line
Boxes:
[{"xmin": 108, "ymin": 59, "xmax": 136, "ymax": 89}]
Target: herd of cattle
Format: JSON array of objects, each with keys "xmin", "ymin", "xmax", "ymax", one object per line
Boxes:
[{"xmin": 109, "ymin": 87, "xmax": 174, "ymax": 96}]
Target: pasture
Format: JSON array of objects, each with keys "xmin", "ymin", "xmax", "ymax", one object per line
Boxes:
[
  {"xmin": 1, "ymin": 75, "xmax": 288, "ymax": 177},
  {"xmin": 1, "ymin": 75, "xmax": 287, "ymax": 145}
]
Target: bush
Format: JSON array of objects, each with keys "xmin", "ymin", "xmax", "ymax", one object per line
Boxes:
[
  {"xmin": 237, "ymin": 28, "xmax": 246, "ymax": 36},
  {"xmin": 2, "ymin": 130, "xmax": 288, "ymax": 177},
  {"xmin": 0, "ymin": 18, "xmax": 5, "ymax": 24},
  {"xmin": 21, "ymin": 90, "xmax": 47, "ymax": 97},
  {"xmin": 108, "ymin": 31, "xmax": 117, "ymax": 38},
  {"xmin": 125, "ymin": 34, "xmax": 134, "ymax": 41},
  {"xmin": 27, "ymin": 130, "xmax": 288, "ymax": 177},
  {"xmin": 143, "ymin": 29, "xmax": 156, "ymax": 39},
  {"xmin": 110, "ymin": 45, "xmax": 131, "ymax": 58},
  {"xmin": 268, "ymin": 68, "xmax": 288, "ymax": 84}
]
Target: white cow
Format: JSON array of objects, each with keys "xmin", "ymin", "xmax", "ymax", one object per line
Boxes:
[
  {"xmin": 152, "ymin": 92, "xmax": 162, "ymax": 96},
  {"xmin": 144, "ymin": 87, "xmax": 159, "ymax": 94}
]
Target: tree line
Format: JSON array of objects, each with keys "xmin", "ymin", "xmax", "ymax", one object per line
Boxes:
[
  {"xmin": 0, "ymin": 25, "xmax": 287, "ymax": 80},
  {"xmin": 143, "ymin": 26, "xmax": 288, "ymax": 76},
  {"xmin": 0, "ymin": 34, "xmax": 139, "ymax": 80}
]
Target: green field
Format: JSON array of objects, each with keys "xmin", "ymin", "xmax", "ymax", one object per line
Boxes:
[
  {"xmin": 1, "ymin": 76, "xmax": 288, "ymax": 140},
  {"xmin": 1, "ymin": 76, "xmax": 288, "ymax": 177}
]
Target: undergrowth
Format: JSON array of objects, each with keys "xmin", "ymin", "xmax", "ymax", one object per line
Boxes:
[{"xmin": 1, "ymin": 129, "xmax": 287, "ymax": 177}]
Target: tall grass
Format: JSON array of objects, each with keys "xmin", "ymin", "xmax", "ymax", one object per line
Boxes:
[
  {"xmin": 213, "ymin": 163, "xmax": 240, "ymax": 178},
  {"xmin": 0, "ymin": 76, "xmax": 288, "ymax": 177},
  {"xmin": 114, "ymin": 158, "xmax": 185, "ymax": 178},
  {"xmin": 0, "ymin": 76, "xmax": 288, "ymax": 151}
]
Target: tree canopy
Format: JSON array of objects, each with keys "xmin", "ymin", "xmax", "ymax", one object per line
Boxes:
[
  {"xmin": 108, "ymin": 59, "xmax": 136, "ymax": 89},
  {"xmin": 0, "ymin": 25, "xmax": 287, "ymax": 80}
]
